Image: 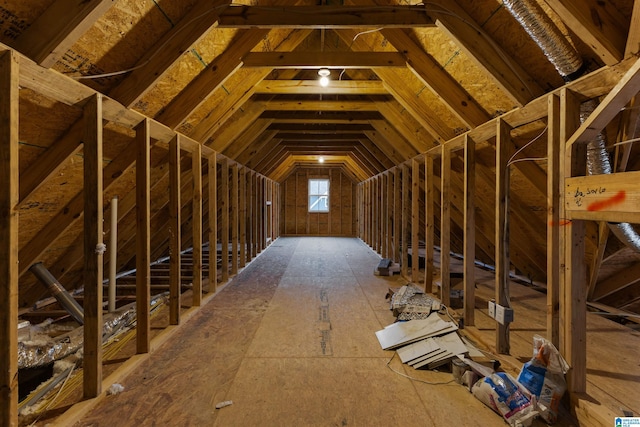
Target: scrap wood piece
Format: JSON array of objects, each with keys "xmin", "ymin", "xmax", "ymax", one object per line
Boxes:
[{"xmin": 375, "ymin": 312, "xmax": 458, "ymax": 350}]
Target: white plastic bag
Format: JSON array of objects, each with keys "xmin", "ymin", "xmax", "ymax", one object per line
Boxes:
[
  {"xmin": 472, "ymin": 372, "xmax": 538, "ymax": 427},
  {"xmin": 517, "ymin": 335, "xmax": 569, "ymax": 424}
]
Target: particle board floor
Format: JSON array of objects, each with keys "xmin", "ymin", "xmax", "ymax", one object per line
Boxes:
[{"xmin": 74, "ymin": 237, "xmax": 506, "ymax": 427}]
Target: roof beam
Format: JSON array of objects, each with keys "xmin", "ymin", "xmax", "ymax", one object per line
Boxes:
[
  {"xmin": 567, "ymin": 56, "xmax": 640, "ymax": 147},
  {"xmin": 156, "ymin": 29, "xmax": 269, "ymax": 129},
  {"xmin": 544, "ymin": 0, "xmax": 627, "ymax": 66},
  {"xmin": 108, "ymin": 0, "xmax": 231, "ymax": 108},
  {"xmin": 426, "ymin": 0, "xmax": 544, "ymax": 106},
  {"xmin": 255, "ymin": 80, "xmax": 387, "ymax": 95},
  {"xmin": 267, "ymin": 123, "xmax": 375, "ymax": 132},
  {"xmin": 381, "ymin": 28, "xmax": 491, "ymax": 128},
  {"xmin": 264, "ymin": 99, "xmax": 383, "ymax": 112},
  {"xmin": 242, "ymin": 52, "xmax": 406, "ymax": 68},
  {"xmin": 263, "ymin": 111, "xmax": 382, "ymax": 122},
  {"xmin": 187, "ymin": 34, "xmax": 312, "ymax": 142},
  {"xmin": 334, "ymin": 29, "xmax": 452, "ymax": 144},
  {"xmin": 13, "ymin": 0, "xmax": 114, "ymax": 68},
  {"xmin": 216, "ymin": 5, "xmax": 435, "ymax": 28}
]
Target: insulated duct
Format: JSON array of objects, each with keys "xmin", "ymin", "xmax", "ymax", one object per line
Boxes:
[
  {"xmin": 502, "ymin": 0, "xmax": 583, "ymax": 80},
  {"xmin": 504, "ymin": 0, "xmax": 640, "ymax": 252},
  {"xmin": 29, "ymin": 262, "xmax": 84, "ymax": 325}
]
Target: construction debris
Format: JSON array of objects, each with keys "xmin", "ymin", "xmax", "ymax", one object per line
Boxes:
[
  {"xmin": 376, "ymin": 285, "xmax": 569, "ymax": 426},
  {"xmin": 375, "ymin": 258, "xmax": 400, "ymax": 276}
]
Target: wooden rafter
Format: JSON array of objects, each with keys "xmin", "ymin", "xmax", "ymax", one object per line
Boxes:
[
  {"xmin": 544, "ymin": 0, "xmax": 628, "ymax": 66},
  {"xmin": 382, "ymin": 28, "xmax": 491, "ymax": 128},
  {"xmin": 13, "ymin": 0, "xmax": 114, "ymax": 68},
  {"xmin": 426, "ymin": 0, "xmax": 543, "ymax": 106},
  {"xmin": 109, "ymin": 0, "xmax": 232, "ymax": 107},
  {"xmin": 156, "ymin": 29, "xmax": 269, "ymax": 129}
]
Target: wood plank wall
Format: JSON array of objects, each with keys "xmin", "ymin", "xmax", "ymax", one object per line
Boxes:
[{"xmin": 281, "ymin": 168, "xmax": 356, "ymax": 236}]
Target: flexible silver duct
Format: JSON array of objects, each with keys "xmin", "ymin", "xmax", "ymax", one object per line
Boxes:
[
  {"xmin": 502, "ymin": 0, "xmax": 583, "ymax": 80},
  {"xmin": 504, "ymin": 0, "xmax": 640, "ymax": 252}
]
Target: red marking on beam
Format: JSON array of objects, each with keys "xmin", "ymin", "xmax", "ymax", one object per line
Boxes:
[
  {"xmin": 548, "ymin": 219, "xmax": 572, "ymax": 226},
  {"xmin": 587, "ymin": 190, "xmax": 626, "ymax": 211}
]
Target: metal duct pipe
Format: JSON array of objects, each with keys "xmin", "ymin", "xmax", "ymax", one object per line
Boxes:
[
  {"xmin": 504, "ymin": 0, "xmax": 640, "ymax": 253},
  {"xmin": 29, "ymin": 262, "xmax": 84, "ymax": 325},
  {"xmin": 502, "ymin": 0, "xmax": 584, "ymax": 80},
  {"xmin": 580, "ymin": 101, "xmax": 640, "ymax": 251}
]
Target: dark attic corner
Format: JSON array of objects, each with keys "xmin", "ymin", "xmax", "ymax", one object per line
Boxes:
[{"xmin": 1, "ymin": 0, "xmax": 640, "ymax": 425}]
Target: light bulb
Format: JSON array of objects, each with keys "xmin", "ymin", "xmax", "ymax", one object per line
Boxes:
[
  {"xmin": 318, "ymin": 156, "xmax": 325, "ymax": 163},
  {"xmin": 318, "ymin": 68, "xmax": 330, "ymax": 87}
]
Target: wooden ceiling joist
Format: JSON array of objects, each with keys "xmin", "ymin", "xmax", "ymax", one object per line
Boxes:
[
  {"xmin": 262, "ymin": 111, "xmax": 383, "ymax": 122},
  {"xmin": 255, "ymin": 80, "xmax": 387, "ymax": 95},
  {"xmin": 242, "ymin": 52, "xmax": 407, "ymax": 68},
  {"xmin": 267, "ymin": 123, "xmax": 375, "ymax": 132},
  {"xmin": 215, "ymin": 5, "xmax": 436, "ymax": 28}
]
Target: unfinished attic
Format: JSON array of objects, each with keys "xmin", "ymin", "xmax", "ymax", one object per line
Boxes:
[{"xmin": 2, "ymin": 0, "xmax": 640, "ymax": 425}]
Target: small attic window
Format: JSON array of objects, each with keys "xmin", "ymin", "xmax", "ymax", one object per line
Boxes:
[{"xmin": 308, "ymin": 179, "xmax": 329, "ymax": 212}]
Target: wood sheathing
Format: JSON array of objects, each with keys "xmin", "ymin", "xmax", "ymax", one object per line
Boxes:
[{"xmin": 1, "ymin": 0, "xmax": 640, "ymax": 424}]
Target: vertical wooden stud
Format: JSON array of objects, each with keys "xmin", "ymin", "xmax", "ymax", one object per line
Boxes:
[
  {"xmin": 192, "ymin": 143, "xmax": 203, "ymax": 306},
  {"xmin": 560, "ymin": 88, "xmax": 587, "ymax": 393},
  {"xmin": 135, "ymin": 119, "xmax": 151, "ymax": 353},
  {"xmin": 220, "ymin": 158, "xmax": 229, "ymax": 282},
  {"xmin": 463, "ymin": 135, "xmax": 476, "ymax": 326},
  {"xmin": 0, "ymin": 50, "xmax": 19, "ymax": 426},
  {"xmin": 393, "ymin": 167, "xmax": 401, "ymax": 263},
  {"xmin": 83, "ymin": 93, "xmax": 104, "ymax": 398},
  {"xmin": 412, "ymin": 158, "xmax": 420, "ymax": 283},
  {"xmin": 495, "ymin": 118, "xmax": 512, "ymax": 354},
  {"xmin": 386, "ymin": 171, "xmax": 393, "ymax": 260},
  {"xmin": 373, "ymin": 176, "xmax": 379, "ymax": 252},
  {"xmin": 401, "ymin": 164, "xmax": 409, "ymax": 278},
  {"xmin": 246, "ymin": 170, "xmax": 253, "ymax": 261},
  {"xmin": 231, "ymin": 164, "xmax": 239, "ymax": 275},
  {"xmin": 252, "ymin": 172, "xmax": 258, "ymax": 258},
  {"xmin": 547, "ymin": 93, "xmax": 561, "ymax": 346},
  {"xmin": 441, "ymin": 147, "xmax": 451, "ymax": 307},
  {"xmin": 169, "ymin": 135, "xmax": 181, "ymax": 325},
  {"xmin": 208, "ymin": 153, "xmax": 217, "ymax": 292},
  {"xmin": 240, "ymin": 167, "xmax": 247, "ymax": 268},
  {"xmin": 425, "ymin": 155, "xmax": 435, "ymax": 293}
]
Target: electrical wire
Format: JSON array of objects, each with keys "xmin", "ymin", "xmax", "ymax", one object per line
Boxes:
[
  {"xmin": 386, "ymin": 352, "xmax": 456, "ymax": 385},
  {"xmin": 507, "ymin": 124, "xmax": 547, "ymax": 166}
]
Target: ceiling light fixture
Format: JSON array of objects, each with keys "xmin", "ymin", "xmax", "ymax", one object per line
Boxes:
[
  {"xmin": 318, "ymin": 68, "xmax": 330, "ymax": 87},
  {"xmin": 318, "ymin": 156, "xmax": 325, "ymax": 163}
]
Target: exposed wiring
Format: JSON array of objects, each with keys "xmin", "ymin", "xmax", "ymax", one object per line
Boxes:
[
  {"xmin": 386, "ymin": 352, "xmax": 456, "ymax": 385},
  {"xmin": 507, "ymin": 124, "xmax": 547, "ymax": 166},
  {"xmin": 508, "ymin": 156, "xmax": 547, "ymax": 165},
  {"xmin": 351, "ymin": 27, "xmax": 384, "ymax": 45}
]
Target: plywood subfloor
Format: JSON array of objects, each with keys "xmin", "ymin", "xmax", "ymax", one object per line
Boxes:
[{"xmin": 73, "ymin": 237, "xmax": 508, "ymax": 427}]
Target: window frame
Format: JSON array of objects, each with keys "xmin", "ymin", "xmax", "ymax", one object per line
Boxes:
[{"xmin": 308, "ymin": 178, "xmax": 330, "ymax": 213}]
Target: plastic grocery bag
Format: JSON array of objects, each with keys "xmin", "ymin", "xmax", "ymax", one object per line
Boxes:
[
  {"xmin": 517, "ymin": 335, "xmax": 569, "ymax": 424},
  {"xmin": 472, "ymin": 372, "xmax": 538, "ymax": 427}
]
